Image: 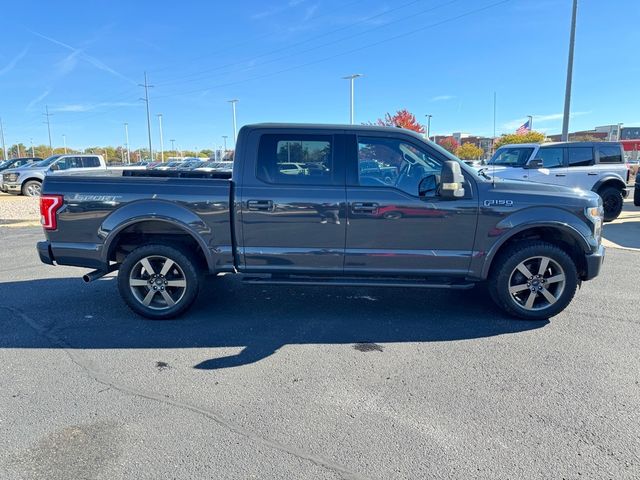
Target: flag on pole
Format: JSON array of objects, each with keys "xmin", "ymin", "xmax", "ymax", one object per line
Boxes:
[{"xmin": 516, "ymin": 119, "xmax": 531, "ymax": 135}]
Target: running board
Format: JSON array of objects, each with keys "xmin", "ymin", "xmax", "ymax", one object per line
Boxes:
[{"xmin": 241, "ymin": 275, "xmax": 474, "ymax": 289}]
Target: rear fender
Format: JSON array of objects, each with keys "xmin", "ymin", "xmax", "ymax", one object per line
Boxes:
[
  {"xmin": 592, "ymin": 176, "xmax": 626, "ymax": 193},
  {"xmin": 99, "ymin": 200, "xmax": 214, "ymax": 270}
]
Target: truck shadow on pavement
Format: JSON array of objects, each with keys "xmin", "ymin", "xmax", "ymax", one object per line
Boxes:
[{"xmin": 0, "ymin": 275, "xmax": 548, "ymax": 370}]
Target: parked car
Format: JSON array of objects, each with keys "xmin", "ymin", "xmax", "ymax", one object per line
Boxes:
[
  {"xmin": 37, "ymin": 123, "xmax": 605, "ymax": 321},
  {"xmin": 152, "ymin": 161, "xmax": 182, "ymax": 171},
  {"xmin": 2, "ymin": 154, "xmax": 106, "ymax": 196},
  {"xmin": 194, "ymin": 161, "xmax": 234, "ymax": 172},
  {"xmin": 485, "ymin": 142, "xmax": 629, "ymax": 221},
  {"xmin": 0, "ymin": 157, "xmax": 42, "ymax": 172},
  {"xmin": 175, "ymin": 160, "xmax": 206, "ymax": 170}
]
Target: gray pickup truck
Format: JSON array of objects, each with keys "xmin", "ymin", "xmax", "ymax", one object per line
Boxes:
[{"xmin": 37, "ymin": 124, "xmax": 605, "ymax": 320}]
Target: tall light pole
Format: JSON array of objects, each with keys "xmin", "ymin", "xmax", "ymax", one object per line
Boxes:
[
  {"xmin": 527, "ymin": 115, "xmax": 533, "ymax": 131},
  {"xmin": 227, "ymin": 99, "xmax": 238, "ymax": 144},
  {"xmin": 222, "ymin": 135, "xmax": 228, "ymax": 152},
  {"xmin": 124, "ymin": 123, "xmax": 130, "ymax": 164},
  {"xmin": 43, "ymin": 105, "xmax": 53, "ymax": 154},
  {"xmin": 0, "ymin": 117, "xmax": 7, "ymax": 160},
  {"xmin": 561, "ymin": 0, "xmax": 578, "ymax": 142},
  {"xmin": 170, "ymin": 139, "xmax": 176, "ymax": 155},
  {"xmin": 139, "ymin": 72, "xmax": 154, "ymax": 160},
  {"xmin": 30, "ymin": 138, "xmax": 35, "ymax": 157},
  {"xmin": 342, "ymin": 74, "xmax": 363, "ymax": 125},
  {"xmin": 156, "ymin": 113, "xmax": 164, "ymax": 162},
  {"xmin": 62, "ymin": 134, "xmax": 67, "ymax": 153},
  {"xmin": 425, "ymin": 114, "xmax": 432, "ymax": 141}
]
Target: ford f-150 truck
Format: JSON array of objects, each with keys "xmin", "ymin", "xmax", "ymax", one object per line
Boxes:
[{"xmin": 37, "ymin": 124, "xmax": 605, "ymax": 320}]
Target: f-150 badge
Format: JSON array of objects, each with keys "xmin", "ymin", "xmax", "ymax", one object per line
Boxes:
[{"xmin": 484, "ymin": 199, "xmax": 514, "ymax": 207}]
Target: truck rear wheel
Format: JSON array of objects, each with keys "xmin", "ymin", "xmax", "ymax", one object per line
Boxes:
[
  {"xmin": 599, "ymin": 186, "xmax": 624, "ymax": 222},
  {"xmin": 117, "ymin": 244, "xmax": 201, "ymax": 320},
  {"xmin": 488, "ymin": 241, "xmax": 578, "ymax": 321}
]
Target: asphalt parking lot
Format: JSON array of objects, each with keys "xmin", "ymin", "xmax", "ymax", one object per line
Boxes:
[{"xmin": 0, "ymin": 199, "xmax": 639, "ymax": 479}]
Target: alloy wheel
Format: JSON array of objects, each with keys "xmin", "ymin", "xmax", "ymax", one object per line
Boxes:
[
  {"xmin": 129, "ymin": 255, "xmax": 187, "ymax": 310},
  {"xmin": 508, "ymin": 256, "xmax": 566, "ymax": 311}
]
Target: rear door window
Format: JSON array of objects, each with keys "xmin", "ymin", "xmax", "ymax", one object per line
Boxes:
[
  {"xmin": 568, "ymin": 147, "xmax": 594, "ymax": 167},
  {"xmin": 81, "ymin": 156, "xmax": 101, "ymax": 168},
  {"xmin": 257, "ymin": 134, "xmax": 334, "ymax": 185},
  {"xmin": 597, "ymin": 145, "xmax": 623, "ymax": 164}
]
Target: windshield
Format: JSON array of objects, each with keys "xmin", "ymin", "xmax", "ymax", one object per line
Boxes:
[
  {"xmin": 488, "ymin": 147, "xmax": 535, "ymax": 167},
  {"xmin": 33, "ymin": 155, "xmax": 62, "ymax": 168},
  {"xmin": 0, "ymin": 160, "xmax": 11, "ymax": 168}
]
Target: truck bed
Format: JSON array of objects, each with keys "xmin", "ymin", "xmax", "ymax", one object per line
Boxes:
[{"xmin": 41, "ymin": 174, "xmax": 235, "ymax": 272}]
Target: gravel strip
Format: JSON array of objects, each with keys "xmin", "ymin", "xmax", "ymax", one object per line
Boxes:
[{"xmin": 0, "ymin": 194, "xmax": 40, "ymax": 222}]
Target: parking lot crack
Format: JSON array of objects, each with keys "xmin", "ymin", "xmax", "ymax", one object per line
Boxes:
[{"xmin": 4, "ymin": 306, "xmax": 368, "ymax": 480}]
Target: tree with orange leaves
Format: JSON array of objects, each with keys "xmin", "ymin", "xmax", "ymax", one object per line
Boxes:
[{"xmin": 373, "ymin": 109, "xmax": 425, "ymax": 133}]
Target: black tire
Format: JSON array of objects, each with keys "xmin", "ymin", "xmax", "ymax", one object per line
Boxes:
[
  {"xmin": 488, "ymin": 241, "xmax": 579, "ymax": 321},
  {"xmin": 634, "ymin": 186, "xmax": 640, "ymax": 207},
  {"xmin": 22, "ymin": 180, "xmax": 42, "ymax": 197},
  {"xmin": 117, "ymin": 244, "xmax": 201, "ymax": 320},
  {"xmin": 599, "ymin": 186, "xmax": 624, "ymax": 222}
]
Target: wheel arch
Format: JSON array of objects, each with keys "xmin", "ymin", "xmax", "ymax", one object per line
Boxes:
[
  {"xmin": 482, "ymin": 222, "xmax": 591, "ymax": 280},
  {"xmin": 100, "ymin": 202, "xmax": 214, "ymax": 272},
  {"xmin": 592, "ymin": 176, "xmax": 626, "ymax": 194}
]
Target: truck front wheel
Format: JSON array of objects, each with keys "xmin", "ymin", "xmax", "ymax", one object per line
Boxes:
[
  {"xmin": 117, "ymin": 244, "xmax": 201, "ymax": 320},
  {"xmin": 488, "ymin": 241, "xmax": 579, "ymax": 321},
  {"xmin": 22, "ymin": 180, "xmax": 42, "ymax": 197}
]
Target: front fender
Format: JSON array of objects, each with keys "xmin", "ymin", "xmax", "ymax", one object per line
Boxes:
[
  {"xmin": 99, "ymin": 200, "xmax": 214, "ymax": 270},
  {"xmin": 474, "ymin": 206, "xmax": 594, "ymax": 280}
]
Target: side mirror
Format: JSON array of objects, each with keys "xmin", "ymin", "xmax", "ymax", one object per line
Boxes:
[
  {"xmin": 49, "ymin": 164, "xmax": 59, "ymax": 171},
  {"xmin": 526, "ymin": 158, "xmax": 543, "ymax": 169},
  {"xmin": 418, "ymin": 174, "xmax": 438, "ymax": 197},
  {"xmin": 440, "ymin": 161, "xmax": 465, "ymax": 199}
]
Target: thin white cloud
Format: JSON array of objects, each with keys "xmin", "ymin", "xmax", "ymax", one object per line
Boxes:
[
  {"xmin": 0, "ymin": 46, "xmax": 30, "ymax": 76},
  {"xmin": 29, "ymin": 30, "xmax": 136, "ymax": 84},
  {"xmin": 252, "ymin": 0, "xmax": 307, "ymax": 19},
  {"xmin": 430, "ymin": 95, "xmax": 455, "ymax": 102},
  {"xmin": 303, "ymin": 4, "xmax": 319, "ymax": 21},
  {"xmin": 503, "ymin": 111, "xmax": 591, "ymax": 130},
  {"xmin": 26, "ymin": 89, "xmax": 51, "ymax": 110},
  {"xmin": 51, "ymin": 101, "xmax": 140, "ymax": 113}
]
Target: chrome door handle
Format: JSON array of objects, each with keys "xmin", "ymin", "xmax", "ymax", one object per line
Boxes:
[
  {"xmin": 247, "ymin": 200, "xmax": 274, "ymax": 211},
  {"xmin": 352, "ymin": 202, "xmax": 379, "ymax": 213},
  {"xmin": 587, "ymin": 172, "xmax": 599, "ymax": 176}
]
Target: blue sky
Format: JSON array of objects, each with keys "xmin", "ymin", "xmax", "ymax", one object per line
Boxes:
[{"xmin": 1, "ymin": 0, "xmax": 639, "ymax": 151}]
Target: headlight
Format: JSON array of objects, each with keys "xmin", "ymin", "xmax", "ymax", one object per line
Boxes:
[
  {"xmin": 3, "ymin": 173, "xmax": 19, "ymax": 183},
  {"xmin": 585, "ymin": 206, "xmax": 603, "ymax": 241}
]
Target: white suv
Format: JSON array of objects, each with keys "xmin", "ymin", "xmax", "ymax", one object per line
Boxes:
[
  {"xmin": 485, "ymin": 142, "xmax": 629, "ymax": 221},
  {"xmin": 1, "ymin": 154, "xmax": 107, "ymax": 197}
]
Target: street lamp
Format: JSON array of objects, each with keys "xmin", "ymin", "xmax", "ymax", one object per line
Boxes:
[
  {"xmin": 227, "ymin": 99, "xmax": 239, "ymax": 144},
  {"xmin": 342, "ymin": 74, "xmax": 363, "ymax": 125},
  {"xmin": 156, "ymin": 114, "xmax": 164, "ymax": 162},
  {"xmin": 424, "ymin": 114, "xmax": 432, "ymax": 141},
  {"xmin": 124, "ymin": 123, "xmax": 130, "ymax": 164},
  {"xmin": 62, "ymin": 134, "xmax": 67, "ymax": 154},
  {"xmin": 561, "ymin": 0, "xmax": 578, "ymax": 141}
]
